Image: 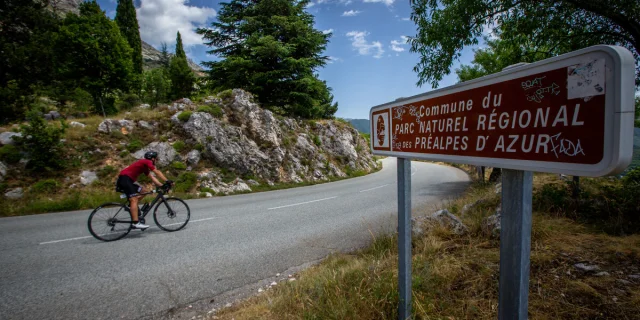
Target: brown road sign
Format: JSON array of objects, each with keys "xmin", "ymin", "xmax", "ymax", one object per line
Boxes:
[{"xmin": 370, "ymin": 45, "xmax": 636, "ymax": 177}]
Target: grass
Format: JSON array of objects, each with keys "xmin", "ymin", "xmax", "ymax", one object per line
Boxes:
[{"xmin": 203, "ymin": 174, "xmax": 640, "ymax": 320}]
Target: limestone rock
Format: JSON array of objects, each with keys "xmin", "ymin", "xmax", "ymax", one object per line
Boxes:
[
  {"xmin": 69, "ymin": 121, "xmax": 86, "ymax": 128},
  {"xmin": 138, "ymin": 120, "xmax": 154, "ymax": 131},
  {"xmin": 138, "ymin": 103, "xmax": 151, "ymax": 109},
  {"xmin": 5, "ymin": 188, "xmax": 23, "ymax": 199},
  {"xmin": 80, "ymin": 171, "xmax": 98, "ymax": 185},
  {"xmin": 0, "ymin": 132, "xmax": 22, "ymax": 145},
  {"xmin": 429, "ymin": 209, "xmax": 468, "ymax": 235},
  {"xmin": 227, "ymin": 89, "xmax": 281, "ymax": 147},
  {"xmin": 186, "ymin": 150, "xmax": 201, "ymax": 166},
  {"xmin": 98, "ymin": 119, "xmax": 135, "ymax": 134},
  {"xmin": 0, "ymin": 161, "xmax": 6, "ymax": 181},
  {"xmin": 133, "ymin": 142, "xmax": 177, "ymax": 167},
  {"xmin": 483, "ymin": 213, "xmax": 501, "ymax": 238},
  {"xmin": 574, "ymin": 263, "xmax": 600, "ymax": 272}
]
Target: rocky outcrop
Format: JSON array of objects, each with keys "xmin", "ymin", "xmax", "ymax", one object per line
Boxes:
[
  {"xmin": 80, "ymin": 171, "xmax": 97, "ymax": 185},
  {"xmin": 5, "ymin": 188, "xmax": 23, "ymax": 200},
  {"xmin": 133, "ymin": 142, "xmax": 177, "ymax": 167},
  {"xmin": 412, "ymin": 209, "xmax": 468, "ymax": 237},
  {"xmin": 171, "ymin": 89, "xmax": 377, "ymax": 184},
  {"xmin": 98, "ymin": 119, "xmax": 135, "ymax": 134}
]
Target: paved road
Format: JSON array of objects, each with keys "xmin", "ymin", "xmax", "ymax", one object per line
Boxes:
[{"xmin": 0, "ymin": 158, "xmax": 468, "ymax": 320}]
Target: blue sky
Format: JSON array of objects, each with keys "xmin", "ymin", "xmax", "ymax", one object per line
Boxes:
[{"xmin": 97, "ymin": 0, "xmax": 481, "ymax": 119}]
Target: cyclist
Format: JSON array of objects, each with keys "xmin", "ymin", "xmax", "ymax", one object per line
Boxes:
[{"xmin": 116, "ymin": 151, "xmax": 171, "ymax": 229}]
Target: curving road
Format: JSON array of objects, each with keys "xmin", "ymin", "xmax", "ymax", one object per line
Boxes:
[{"xmin": 0, "ymin": 158, "xmax": 469, "ymax": 320}]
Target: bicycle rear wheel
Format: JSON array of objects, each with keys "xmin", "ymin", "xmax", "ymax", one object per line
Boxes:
[
  {"xmin": 153, "ymin": 197, "xmax": 190, "ymax": 232},
  {"xmin": 88, "ymin": 202, "xmax": 132, "ymax": 241}
]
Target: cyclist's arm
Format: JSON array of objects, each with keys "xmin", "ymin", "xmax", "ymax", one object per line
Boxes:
[
  {"xmin": 147, "ymin": 173, "xmax": 163, "ymax": 187},
  {"xmin": 151, "ymin": 169, "xmax": 169, "ymax": 184}
]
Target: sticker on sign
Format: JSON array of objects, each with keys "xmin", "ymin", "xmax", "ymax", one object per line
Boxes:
[{"xmin": 370, "ymin": 45, "xmax": 636, "ymax": 177}]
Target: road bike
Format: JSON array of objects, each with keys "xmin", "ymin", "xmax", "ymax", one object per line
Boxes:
[{"xmin": 87, "ymin": 182, "xmax": 190, "ymax": 241}]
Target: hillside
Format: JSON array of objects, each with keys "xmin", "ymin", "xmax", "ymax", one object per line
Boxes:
[{"xmin": 0, "ymin": 90, "xmax": 378, "ymax": 216}]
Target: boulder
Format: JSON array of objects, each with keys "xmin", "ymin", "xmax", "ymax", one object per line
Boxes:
[
  {"xmin": 69, "ymin": 121, "xmax": 86, "ymax": 128},
  {"xmin": 133, "ymin": 142, "xmax": 177, "ymax": 167},
  {"xmin": 44, "ymin": 114, "xmax": 53, "ymax": 121},
  {"xmin": 186, "ymin": 150, "xmax": 201, "ymax": 166},
  {"xmin": 0, "ymin": 132, "xmax": 22, "ymax": 145},
  {"xmin": 80, "ymin": 171, "xmax": 98, "ymax": 185},
  {"xmin": 427, "ymin": 209, "xmax": 468, "ymax": 235},
  {"xmin": 97, "ymin": 119, "xmax": 135, "ymax": 134},
  {"xmin": 137, "ymin": 120, "xmax": 154, "ymax": 131},
  {"xmin": 49, "ymin": 111, "xmax": 62, "ymax": 120},
  {"xmin": 247, "ymin": 179, "xmax": 260, "ymax": 186},
  {"xmin": 204, "ymin": 192, "xmax": 213, "ymax": 198},
  {"xmin": 138, "ymin": 103, "xmax": 151, "ymax": 109},
  {"xmin": 482, "ymin": 213, "xmax": 501, "ymax": 238},
  {"xmin": 574, "ymin": 263, "xmax": 600, "ymax": 272},
  {"xmin": 5, "ymin": 188, "xmax": 23, "ymax": 200}
]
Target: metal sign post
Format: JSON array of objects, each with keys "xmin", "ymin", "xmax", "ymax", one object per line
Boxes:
[
  {"xmin": 397, "ymin": 158, "xmax": 412, "ymax": 320},
  {"xmin": 499, "ymin": 169, "xmax": 533, "ymax": 319}
]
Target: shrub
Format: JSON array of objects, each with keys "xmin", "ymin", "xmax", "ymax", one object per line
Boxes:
[
  {"xmin": 70, "ymin": 88, "xmax": 93, "ymax": 112},
  {"xmin": 194, "ymin": 143, "xmax": 204, "ymax": 152},
  {"xmin": 117, "ymin": 93, "xmax": 141, "ymax": 110},
  {"xmin": 15, "ymin": 110, "xmax": 67, "ymax": 173},
  {"xmin": 171, "ymin": 161, "xmax": 187, "ymax": 170},
  {"xmin": 200, "ymin": 187, "xmax": 215, "ymax": 194},
  {"xmin": 174, "ymin": 172, "xmax": 197, "ymax": 192},
  {"xmin": 119, "ymin": 150, "xmax": 130, "ymax": 158},
  {"xmin": 31, "ymin": 179, "xmax": 60, "ymax": 194},
  {"xmin": 218, "ymin": 89, "xmax": 233, "ymax": 100},
  {"xmin": 197, "ymin": 105, "xmax": 224, "ymax": 118},
  {"xmin": 97, "ymin": 165, "xmax": 117, "ymax": 179},
  {"xmin": 178, "ymin": 111, "xmax": 192, "ymax": 122},
  {"xmin": 312, "ymin": 134, "xmax": 322, "ymax": 146},
  {"xmin": 622, "ymin": 166, "xmax": 640, "ymax": 186},
  {"xmin": 126, "ymin": 139, "xmax": 144, "ymax": 152},
  {"xmin": 173, "ymin": 141, "xmax": 186, "ymax": 152},
  {"xmin": 0, "ymin": 144, "xmax": 22, "ymax": 164}
]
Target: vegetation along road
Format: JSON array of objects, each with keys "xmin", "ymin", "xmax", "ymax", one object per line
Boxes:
[{"xmin": 0, "ymin": 158, "xmax": 468, "ymax": 320}]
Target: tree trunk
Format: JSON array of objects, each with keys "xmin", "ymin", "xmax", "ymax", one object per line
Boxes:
[{"xmin": 489, "ymin": 168, "xmax": 502, "ymax": 182}]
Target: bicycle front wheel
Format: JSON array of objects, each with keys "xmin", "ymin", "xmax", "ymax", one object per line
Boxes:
[
  {"xmin": 153, "ymin": 197, "xmax": 190, "ymax": 232},
  {"xmin": 88, "ymin": 202, "xmax": 132, "ymax": 241}
]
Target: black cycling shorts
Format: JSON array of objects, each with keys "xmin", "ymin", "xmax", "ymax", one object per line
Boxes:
[{"xmin": 116, "ymin": 175, "xmax": 142, "ymax": 198}]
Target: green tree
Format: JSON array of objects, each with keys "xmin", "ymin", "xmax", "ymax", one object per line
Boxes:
[
  {"xmin": 143, "ymin": 68, "xmax": 170, "ymax": 106},
  {"xmin": 197, "ymin": 0, "xmax": 338, "ymax": 119},
  {"xmin": 455, "ymin": 38, "xmax": 551, "ymax": 82},
  {"xmin": 169, "ymin": 32, "xmax": 195, "ymax": 99},
  {"xmin": 15, "ymin": 110, "xmax": 67, "ymax": 173},
  {"xmin": 115, "ymin": 0, "xmax": 143, "ymax": 76},
  {"xmin": 160, "ymin": 42, "xmax": 171, "ymax": 69},
  {"xmin": 0, "ymin": 0, "xmax": 60, "ymax": 122},
  {"xmin": 55, "ymin": 1, "xmax": 133, "ymax": 116},
  {"xmin": 409, "ymin": 0, "xmax": 640, "ymax": 87}
]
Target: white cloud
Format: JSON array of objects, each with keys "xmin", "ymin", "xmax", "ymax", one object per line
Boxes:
[
  {"xmin": 327, "ymin": 56, "xmax": 343, "ymax": 64},
  {"xmin": 306, "ymin": 1, "xmax": 316, "ymax": 7},
  {"xmin": 401, "ymin": 17, "xmax": 410, "ymax": 21},
  {"xmin": 342, "ymin": 10, "xmax": 362, "ymax": 17},
  {"xmin": 390, "ymin": 36, "xmax": 409, "ymax": 52},
  {"xmin": 137, "ymin": 0, "xmax": 217, "ymax": 47},
  {"xmin": 323, "ymin": 29, "xmax": 334, "ymax": 34},
  {"xmin": 346, "ymin": 31, "xmax": 384, "ymax": 58},
  {"xmin": 363, "ymin": 0, "xmax": 395, "ymax": 6}
]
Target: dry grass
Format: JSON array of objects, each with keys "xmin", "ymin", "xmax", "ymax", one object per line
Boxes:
[{"xmin": 206, "ymin": 178, "xmax": 640, "ymax": 320}]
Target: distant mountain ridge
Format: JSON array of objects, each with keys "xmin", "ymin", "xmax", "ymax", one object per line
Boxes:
[{"xmin": 346, "ymin": 118, "xmax": 370, "ymax": 134}]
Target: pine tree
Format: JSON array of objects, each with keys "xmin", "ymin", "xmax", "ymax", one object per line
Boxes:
[
  {"xmin": 55, "ymin": 1, "xmax": 133, "ymax": 116},
  {"xmin": 115, "ymin": 0, "xmax": 143, "ymax": 75},
  {"xmin": 196, "ymin": 0, "xmax": 338, "ymax": 119},
  {"xmin": 169, "ymin": 32, "xmax": 195, "ymax": 99},
  {"xmin": 160, "ymin": 42, "xmax": 171, "ymax": 69}
]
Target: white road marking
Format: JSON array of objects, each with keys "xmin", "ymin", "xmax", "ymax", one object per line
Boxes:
[
  {"xmin": 267, "ymin": 196, "xmax": 338, "ymax": 210},
  {"xmin": 359, "ymin": 184, "xmax": 390, "ymax": 193},
  {"xmin": 39, "ymin": 217, "xmax": 217, "ymax": 245}
]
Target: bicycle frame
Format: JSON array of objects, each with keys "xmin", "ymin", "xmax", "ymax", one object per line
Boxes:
[{"xmin": 111, "ymin": 188, "xmax": 172, "ymax": 226}]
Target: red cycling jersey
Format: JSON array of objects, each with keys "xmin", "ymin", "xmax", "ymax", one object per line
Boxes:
[{"xmin": 119, "ymin": 159, "xmax": 156, "ymax": 181}]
